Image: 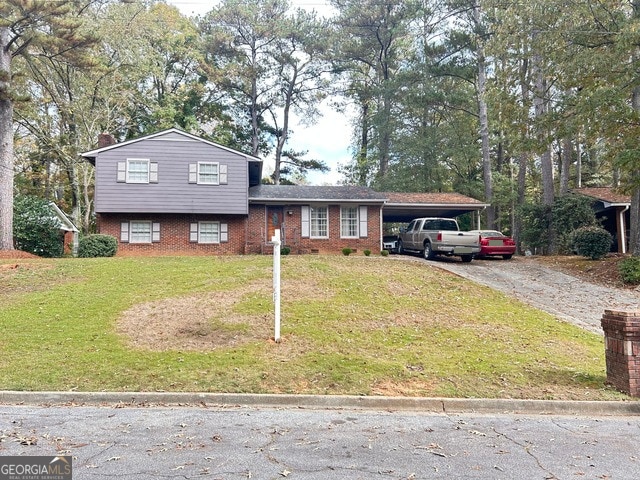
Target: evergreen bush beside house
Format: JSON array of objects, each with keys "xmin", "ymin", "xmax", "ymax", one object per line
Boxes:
[
  {"xmin": 78, "ymin": 234, "xmax": 118, "ymax": 258},
  {"xmin": 571, "ymin": 226, "xmax": 612, "ymax": 260},
  {"xmin": 13, "ymin": 195, "xmax": 63, "ymax": 258}
]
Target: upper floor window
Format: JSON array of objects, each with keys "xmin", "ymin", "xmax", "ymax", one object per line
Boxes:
[
  {"xmin": 127, "ymin": 159, "xmax": 150, "ymax": 183},
  {"xmin": 188, "ymin": 162, "xmax": 227, "ymax": 185},
  {"xmin": 340, "ymin": 206, "xmax": 359, "ymax": 238},
  {"xmin": 198, "ymin": 162, "xmax": 219, "ymax": 185},
  {"xmin": 117, "ymin": 159, "xmax": 157, "ymax": 183}
]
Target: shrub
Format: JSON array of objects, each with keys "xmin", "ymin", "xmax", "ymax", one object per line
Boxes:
[
  {"xmin": 13, "ymin": 195, "xmax": 64, "ymax": 258},
  {"xmin": 280, "ymin": 246, "xmax": 291, "ymax": 255},
  {"xmin": 552, "ymin": 194, "xmax": 598, "ymax": 254},
  {"xmin": 380, "ymin": 250, "xmax": 389, "ymax": 257},
  {"xmin": 342, "ymin": 247, "xmax": 352, "ymax": 256},
  {"xmin": 363, "ymin": 249, "xmax": 371, "ymax": 256},
  {"xmin": 571, "ymin": 226, "xmax": 612, "ymax": 260},
  {"xmin": 619, "ymin": 256, "xmax": 640, "ymax": 285},
  {"xmin": 78, "ymin": 234, "xmax": 118, "ymax": 258}
]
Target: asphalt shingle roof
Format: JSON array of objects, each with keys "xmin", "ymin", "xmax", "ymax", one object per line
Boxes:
[
  {"xmin": 249, "ymin": 185, "xmax": 387, "ymax": 202},
  {"xmin": 573, "ymin": 187, "xmax": 630, "ymax": 204}
]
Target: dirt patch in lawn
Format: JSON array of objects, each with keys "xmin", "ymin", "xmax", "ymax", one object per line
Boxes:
[
  {"xmin": 118, "ymin": 277, "xmax": 329, "ymax": 352},
  {"xmin": 117, "ymin": 279, "xmax": 274, "ymax": 351}
]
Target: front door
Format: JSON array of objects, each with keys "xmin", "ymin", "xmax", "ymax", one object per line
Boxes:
[{"xmin": 267, "ymin": 206, "xmax": 284, "ymax": 243}]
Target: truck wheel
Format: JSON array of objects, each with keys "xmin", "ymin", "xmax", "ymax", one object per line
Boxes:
[
  {"xmin": 397, "ymin": 240, "xmax": 404, "ymax": 255},
  {"xmin": 461, "ymin": 254, "xmax": 473, "ymax": 263},
  {"xmin": 423, "ymin": 242, "xmax": 434, "ymax": 260}
]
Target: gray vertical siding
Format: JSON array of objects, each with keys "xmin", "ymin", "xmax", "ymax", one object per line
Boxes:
[{"xmin": 94, "ymin": 132, "xmax": 250, "ymax": 214}]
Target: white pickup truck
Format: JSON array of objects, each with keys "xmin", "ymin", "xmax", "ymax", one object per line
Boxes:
[{"xmin": 397, "ymin": 217, "xmax": 481, "ymax": 263}]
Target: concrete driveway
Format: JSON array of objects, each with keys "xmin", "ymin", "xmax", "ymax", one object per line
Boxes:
[{"xmin": 394, "ymin": 255, "xmax": 640, "ymax": 334}]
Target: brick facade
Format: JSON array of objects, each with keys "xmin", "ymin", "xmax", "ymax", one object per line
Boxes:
[
  {"xmin": 601, "ymin": 309, "xmax": 640, "ymax": 397},
  {"xmin": 98, "ymin": 213, "xmax": 246, "ymax": 256},
  {"xmin": 97, "ymin": 203, "xmax": 383, "ymax": 256}
]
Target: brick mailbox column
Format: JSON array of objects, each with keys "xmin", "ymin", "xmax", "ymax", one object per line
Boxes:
[{"xmin": 601, "ymin": 309, "xmax": 640, "ymax": 397}]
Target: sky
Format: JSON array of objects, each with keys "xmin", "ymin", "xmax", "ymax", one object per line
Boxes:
[{"xmin": 165, "ymin": 0, "xmax": 351, "ymax": 185}]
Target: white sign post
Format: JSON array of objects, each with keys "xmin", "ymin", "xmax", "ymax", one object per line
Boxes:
[{"xmin": 272, "ymin": 229, "xmax": 281, "ymax": 343}]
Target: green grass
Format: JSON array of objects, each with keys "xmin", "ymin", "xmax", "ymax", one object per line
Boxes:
[{"xmin": 0, "ymin": 255, "xmax": 627, "ymax": 400}]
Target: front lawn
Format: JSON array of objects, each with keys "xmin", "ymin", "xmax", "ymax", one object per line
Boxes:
[{"xmin": 0, "ymin": 255, "xmax": 626, "ymax": 400}]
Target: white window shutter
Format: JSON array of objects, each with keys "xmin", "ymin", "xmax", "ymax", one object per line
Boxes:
[
  {"xmin": 188, "ymin": 163, "xmax": 197, "ymax": 183},
  {"xmin": 220, "ymin": 223, "xmax": 228, "ymax": 242},
  {"xmin": 149, "ymin": 162, "xmax": 159, "ymax": 183},
  {"xmin": 190, "ymin": 223, "xmax": 198, "ymax": 242},
  {"xmin": 117, "ymin": 162, "xmax": 126, "ymax": 182},
  {"xmin": 301, "ymin": 205, "xmax": 310, "ymax": 238},
  {"xmin": 120, "ymin": 222, "xmax": 129, "ymax": 242},
  {"xmin": 152, "ymin": 222, "xmax": 160, "ymax": 242},
  {"xmin": 219, "ymin": 164, "xmax": 228, "ymax": 184},
  {"xmin": 359, "ymin": 206, "xmax": 368, "ymax": 238}
]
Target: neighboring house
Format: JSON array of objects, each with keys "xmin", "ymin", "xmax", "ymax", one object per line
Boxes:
[
  {"xmin": 81, "ymin": 128, "xmax": 488, "ymax": 256},
  {"xmin": 574, "ymin": 187, "xmax": 631, "ymax": 253},
  {"xmin": 49, "ymin": 203, "xmax": 79, "ymax": 256}
]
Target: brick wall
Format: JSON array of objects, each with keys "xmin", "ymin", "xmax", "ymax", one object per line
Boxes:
[
  {"xmin": 98, "ymin": 213, "xmax": 246, "ymax": 256},
  {"xmin": 97, "ymin": 203, "xmax": 383, "ymax": 256},
  {"xmin": 247, "ymin": 204, "xmax": 382, "ymax": 255},
  {"xmin": 601, "ymin": 309, "xmax": 640, "ymax": 397}
]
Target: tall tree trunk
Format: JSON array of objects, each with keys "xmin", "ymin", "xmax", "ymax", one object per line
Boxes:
[
  {"xmin": 357, "ymin": 100, "xmax": 370, "ymax": 186},
  {"xmin": 513, "ymin": 57, "xmax": 530, "ymax": 254},
  {"xmin": 377, "ymin": 90, "xmax": 391, "ymax": 180},
  {"xmin": 475, "ymin": 2, "xmax": 494, "ymax": 229},
  {"xmin": 0, "ymin": 27, "xmax": 14, "ymax": 251},
  {"xmin": 532, "ymin": 47, "xmax": 555, "ymax": 253},
  {"xmin": 559, "ymin": 137, "xmax": 571, "ymax": 195}
]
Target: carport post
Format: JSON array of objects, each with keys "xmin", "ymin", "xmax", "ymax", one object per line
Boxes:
[{"xmin": 272, "ymin": 229, "xmax": 281, "ymax": 343}]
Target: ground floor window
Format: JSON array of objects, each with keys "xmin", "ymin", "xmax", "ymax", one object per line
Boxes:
[
  {"xmin": 341, "ymin": 206, "xmax": 358, "ymax": 238},
  {"xmin": 199, "ymin": 221, "xmax": 220, "ymax": 243},
  {"xmin": 310, "ymin": 206, "xmax": 328, "ymax": 238},
  {"xmin": 190, "ymin": 221, "xmax": 228, "ymax": 244},
  {"xmin": 130, "ymin": 221, "xmax": 152, "ymax": 243}
]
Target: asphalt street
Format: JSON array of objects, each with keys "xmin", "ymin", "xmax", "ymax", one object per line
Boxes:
[{"xmin": 1, "ymin": 403, "xmax": 640, "ymax": 479}]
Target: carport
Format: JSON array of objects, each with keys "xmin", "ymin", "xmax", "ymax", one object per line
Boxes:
[
  {"xmin": 573, "ymin": 187, "xmax": 630, "ymax": 253},
  {"xmin": 381, "ymin": 192, "xmax": 489, "ymax": 226}
]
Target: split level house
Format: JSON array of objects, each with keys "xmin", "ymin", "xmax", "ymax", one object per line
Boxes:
[{"xmin": 81, "ymin": 128, "xmax": 488, "ymax": 256}]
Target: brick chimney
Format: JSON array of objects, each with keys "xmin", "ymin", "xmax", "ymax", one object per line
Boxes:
[{"xmin": 98, "ymin": 133, "xmax": 116, "ymax": 148}]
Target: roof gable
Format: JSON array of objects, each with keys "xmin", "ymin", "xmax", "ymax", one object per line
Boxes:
[{"xmin": 81, "ymin": 128, "xmax": 262, "ymax": 163}]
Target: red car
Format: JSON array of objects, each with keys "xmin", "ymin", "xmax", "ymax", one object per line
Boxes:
[{"xmin": 469, "ymin": 230, "xmax": 516, "ymax": 260}]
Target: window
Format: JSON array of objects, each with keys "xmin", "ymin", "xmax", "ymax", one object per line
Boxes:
[
  {"xmin": 341, "ymin": 206, "xmax": 358, "ymax": 238},
  {"xmin": 126, "ymin": 159, "xmax": 150, "ymax": 183},
  {"xmin": 310, "ymin": 206, "xmax": 328, "ymax": 238},
  {"xmin": 199, "ymin": 222, "xmax": 220, "ymax": 244},
  {"xmin": 130, "ymin": 221, "xmax": 152, "ymax": 243},
  {"xmin": 190, "ymin": 222, "xmax": 229, "ymax": 244},
  {"xmin": 198, "ymin": 162, "xmax": 219, "ymax": 184}
]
